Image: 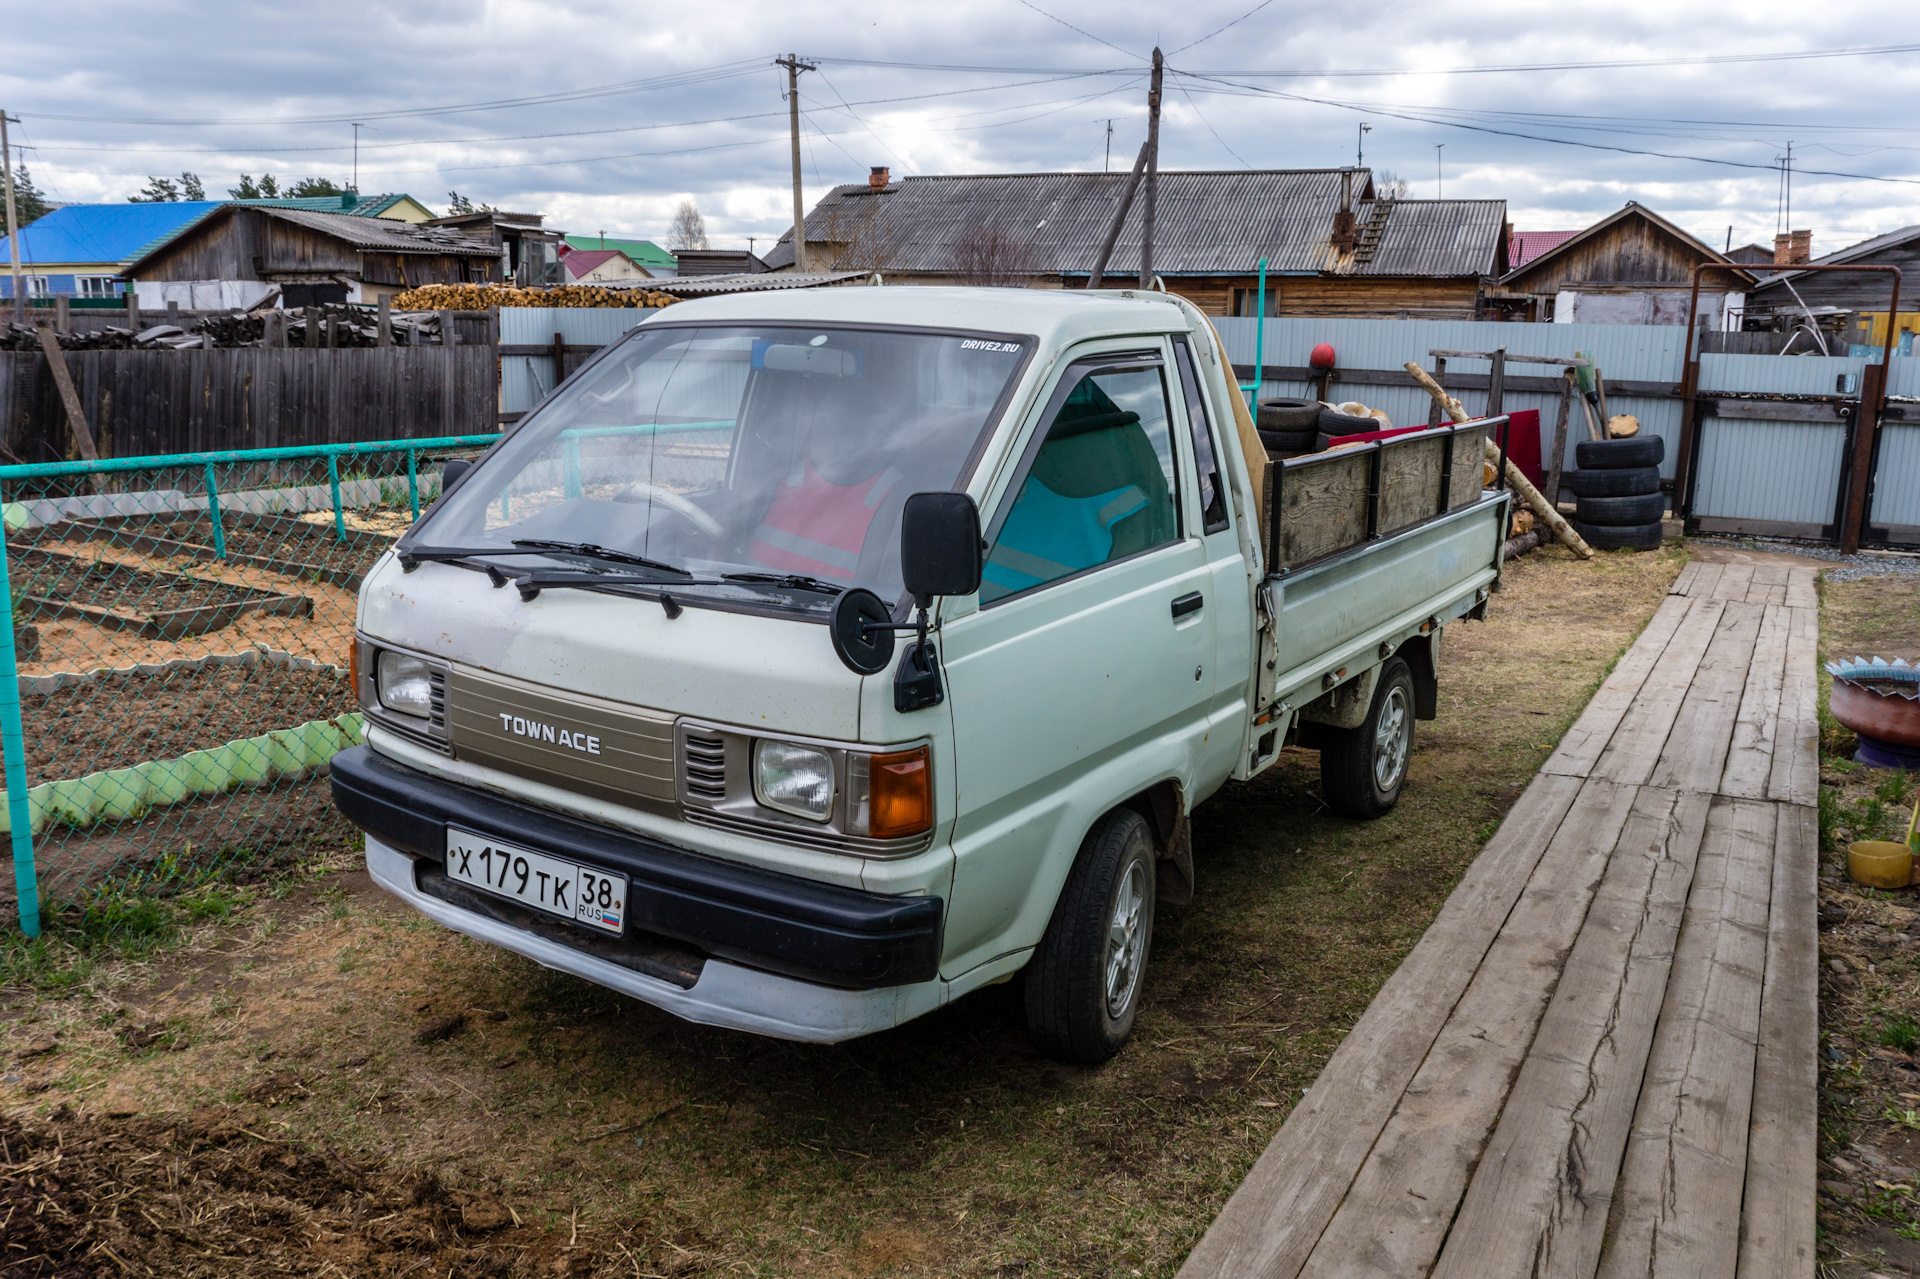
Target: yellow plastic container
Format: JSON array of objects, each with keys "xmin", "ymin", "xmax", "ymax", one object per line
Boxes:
[{"xmin": 1849, "ymin": 840, "xmax": 1915, "ymax": 890}]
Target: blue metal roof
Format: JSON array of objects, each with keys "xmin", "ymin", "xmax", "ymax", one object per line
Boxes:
[{"xmin": 0, "ymin": 201, "xmax": 224, "ymax": 269}]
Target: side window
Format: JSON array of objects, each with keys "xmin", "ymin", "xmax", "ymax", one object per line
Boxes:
[
  {"xmin": 981, "ymin": 362, "xmax": 1180, "ymax": 604},
  {"xmin": 1171, "ymin": 338, "xmax": 1231, "ymax": 534}
]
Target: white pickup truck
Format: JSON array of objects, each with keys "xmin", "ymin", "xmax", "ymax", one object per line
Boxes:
[{"xmin": 332, "ymin": 287, "xmax": 1508, "ymax": 1062}]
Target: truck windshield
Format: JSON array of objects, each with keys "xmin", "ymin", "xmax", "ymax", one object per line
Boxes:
[{"xmin": 412, "ymin": 324, "xmax": 1030, "ymax": 613}]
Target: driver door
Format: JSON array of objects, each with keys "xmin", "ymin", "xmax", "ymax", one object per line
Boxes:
[{"xmin": 936, "ymin": 344, "xmax": 1215, "ymax": 978}]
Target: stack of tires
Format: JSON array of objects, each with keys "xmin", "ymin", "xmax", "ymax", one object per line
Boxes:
[
  {"xmin": 1256, "ymin": 398, "xmax": 1320, "ymax": 456},
  {"xmin": 1568, "ymin": 436, "xmax": 1666, "ymax": 551}
]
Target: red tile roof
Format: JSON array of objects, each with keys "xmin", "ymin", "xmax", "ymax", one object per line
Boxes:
[{"xmin": 1508, "ymin": 230, "xmax": 1578, "ymax": 269}]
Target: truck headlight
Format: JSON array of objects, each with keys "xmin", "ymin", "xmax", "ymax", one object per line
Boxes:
[
  {"xmin": 376, "ymin": 650, "xmax": 435, "ymax": 719},
  {"xmin": 753, "ymin": 740, "xmax": 835, "ymax": 822}
]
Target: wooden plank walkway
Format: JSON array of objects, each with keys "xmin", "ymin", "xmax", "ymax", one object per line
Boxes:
[{"xmin": 1181, "ymin": 564, "xmax": 1821, "ymax": 1279}]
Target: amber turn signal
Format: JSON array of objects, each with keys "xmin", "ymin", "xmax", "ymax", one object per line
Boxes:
[{"xmin": 867, "ymin": 746, "xmax": 932, "ymax": 839}]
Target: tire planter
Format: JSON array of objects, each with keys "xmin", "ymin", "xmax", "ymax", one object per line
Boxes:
[
  {"xmin": 1825, "ymin": 658, "xmax": 1920, "ymax": 749},
  {"xmin": 1576, "ymin": 436, "xmax": 1665, "ymax": 469},
  {"xmin": 1572, "ymin": 519, "xmax": 1664, "ymax": 551},
  {"xmin": 1575, "ymin": 492, "xmax": 1667, "ymax": 525},
  {"xmin": 1259, "ymin": 427, "xmax": 1318, "ymax": 454},
  {"xmin": 1257, "ymin": 398, "xmax": 1320, "ymax": 431},
  {"xmin": 1567, "ymin": 466, "xmax": 1661, "ymax": 499}
]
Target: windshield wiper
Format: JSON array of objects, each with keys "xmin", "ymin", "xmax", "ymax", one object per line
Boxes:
[
  {"xmin": 510, "ymin": 539, "xmax": 692, "ymax": 578},
  {"xmin": 509, "ymin": 569, "xmax": 722, "ymax": 619},
  {"xmin": 398, "ymin": 544, "xmax": 569, "ymax": 572},
  {"xmin": 718, "ymin": 571, "xmax": 845, "ymax": 597}
]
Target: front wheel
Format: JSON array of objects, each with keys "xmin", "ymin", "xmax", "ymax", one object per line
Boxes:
[
  {"xmin": 1024, "ymin": 808, "xmax": 1157, "ymax": 1064},
  {"xmin": 1320, "ymin": 658, "xmax": 1415, "ymax": 819}
]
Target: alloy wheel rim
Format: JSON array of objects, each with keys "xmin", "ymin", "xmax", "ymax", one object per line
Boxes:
[
  {"xmin": 1105, "ymin": 861, "xmax": 1147, "ymax": 1019},
  {"xmin": 1373, "ymin": 686, "xmax": 1410, "ymax": 791}
]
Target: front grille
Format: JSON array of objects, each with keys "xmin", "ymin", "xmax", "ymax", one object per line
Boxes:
[{"xmin": 682, "ymin": 729, "xmax": 727, "ymax": 800}]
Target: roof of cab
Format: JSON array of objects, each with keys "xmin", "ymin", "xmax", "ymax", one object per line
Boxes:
[{"xmin": 631, "ymin": 285, "xmax": 1198, "ymax": 349}]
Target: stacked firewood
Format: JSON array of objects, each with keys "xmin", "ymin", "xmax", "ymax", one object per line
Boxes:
[{"xmin": 390, "ymin": 283, "xmax": 678, "ymax": 310}]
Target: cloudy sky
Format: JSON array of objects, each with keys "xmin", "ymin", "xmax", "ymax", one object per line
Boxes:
[{"xmin": 8, "ymin": 0, "xmax": 1920, "ymax": 260}]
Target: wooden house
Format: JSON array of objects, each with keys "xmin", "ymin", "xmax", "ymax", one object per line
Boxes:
[
  {"xmin": 1493, "ymin": 203, "xmax": 1755, "ymax": 325},
  {"xmin": 762, "ymin": 167, "xmax": 1509, "ymax": 319},
  {"xmin": 121, "ymin": 205, "xmax": 503, "ymax": 308},
  {"xmin": 1746, "ymin": 225, "xmax": 1920, "ymax": 345}
]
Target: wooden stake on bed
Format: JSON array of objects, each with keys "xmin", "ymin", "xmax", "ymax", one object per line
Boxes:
[{"xmin": 1404, "ymin": 360, "xmax": 1593, "ymax": 559}]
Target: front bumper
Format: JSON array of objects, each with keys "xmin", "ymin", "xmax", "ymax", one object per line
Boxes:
[{"xmin": 330, "ymin": 745, "xmax": 943, "ymax": 991}]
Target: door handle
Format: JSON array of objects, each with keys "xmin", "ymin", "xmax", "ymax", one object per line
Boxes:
[{"xmin": 1171, "ymin": 591, "xmax": 1204, "ymax": 619}]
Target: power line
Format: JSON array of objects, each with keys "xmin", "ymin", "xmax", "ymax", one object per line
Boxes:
[
  {"xmin": 1170, "ymin": 0, "xmax": 1280, "ymax": 56},
  {"xmin": 1174, "ymin": 41, "xmax": 1920, "ymax": 79},
  {"xmin": 1011, "ymin": 0, "xmax": 1141, "ymax": 60}
]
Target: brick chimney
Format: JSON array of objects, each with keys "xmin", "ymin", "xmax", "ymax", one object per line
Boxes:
[
  {"xmin": 868, "ymin": 166, "xmax": 890, "ymax": 191},
  {"xmin": 1331, "ymin": 168, "xmax": 1357, "ymax": 253},
  {"xmin": 1774, "ymin": 230, "xmax": 1812, "ymax": 266}
]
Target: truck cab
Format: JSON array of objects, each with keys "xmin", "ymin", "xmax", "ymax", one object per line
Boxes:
[{"xmin": 331, "ymin": 286, "xmax": 1503, "ymax": 1061}]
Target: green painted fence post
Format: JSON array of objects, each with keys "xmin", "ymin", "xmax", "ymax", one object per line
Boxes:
[
  {"xmin": 203, "ymin": 461, "xmax": 227, "ymax": 558},
  {"xmin": 0, "ymin": 536, "xmax": 40, "ymax": 936},
  {"xmin": 406, "ymin": 449, "xmax": 420, "ymax": 521},
  {"xmin": 327, "ymin": 454, "xmax": 345, "ymax": 542}
]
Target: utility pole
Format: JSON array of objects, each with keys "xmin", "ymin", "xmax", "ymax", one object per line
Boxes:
[
  {"xmin": 1358, "ymin": 122, "xmax": 1371, "ymax": 168},
  {"xmin": 776, "ymin": 54, "xmax": 816, "ymax": 272},
  {"xmin": 351, "ymin": 123, "xmax": 365, "ymax": 193},
  {"xmin": 1139, "ymin": 47, "xmax": 1163, "ymax": 290},
  {"xmin": 1, "ymin": 111, "xmax": 22, "ymax": 324},
  {"xmin": 1103, "ymin": 118, "xmax": 1113, "ymax": 171},
  {"xmin": 1435, "ymin": 143, "xmax": 1445, "ymax": 199}
]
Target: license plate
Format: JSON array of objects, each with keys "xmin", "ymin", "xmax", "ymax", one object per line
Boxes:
[{"xmin": 444, "ymin": 828, "xmax": 627, "ymax": 935}]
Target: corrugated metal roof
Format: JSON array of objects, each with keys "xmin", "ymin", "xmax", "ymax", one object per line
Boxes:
[
  {"xmin": 1509, "ymin": 230, "xmax": 1578, "ymax": 268},
  {"xmin": 761, "ymin": 170, "xmax": 1504, "ymax": 279},
  {"xmin": 1750, "ymin": 224, "xmax": 1920, "ymax": 291},
  {"xmin": 0, "ymin": 201, "xmax": 225, "ymax": 269},
  {"xmin": 232, "ymin": 193, "xmax": 415, "ymax": 218},
  {"xmin": 641, "ymin": 270, "xmax": 871, "ymax": 295},
  {"xmin": 563, "ymin": 235, "xmax": 676, "ymax": 268},
  {"xmin": 251, "ymin": 207, "xmax": 500, "ymax": 255}
]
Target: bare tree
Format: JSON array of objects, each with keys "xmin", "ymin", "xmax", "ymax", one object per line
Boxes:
[
  {"xmin": 1374, "ymin": 170, "xmax": 1410, "ymax": 200},
  {"xmin": 669, "ymin": 200, "xmax": 710, "ymax": 251},
  {"xmin": 948, "ymin": 224, "xmax": 1040, "ymax": 287}
]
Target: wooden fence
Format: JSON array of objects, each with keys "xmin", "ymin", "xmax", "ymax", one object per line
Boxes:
[{"xmin": 0, "ymin": 346, "xmax": 499, "ymax": 464}]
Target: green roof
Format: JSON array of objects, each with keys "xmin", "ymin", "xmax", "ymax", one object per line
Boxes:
[
  {"xmin": 232, "ymin": 193, "xmax": 421, "ymax": 219},
  {"xmin": 564, "ymin": 235, "xmax": 676, "ymax": 269}
]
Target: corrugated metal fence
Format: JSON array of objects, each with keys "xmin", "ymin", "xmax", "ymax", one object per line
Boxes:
[{"xmin": 497, "ymin": 308, "xmax": 652, "ymax": 417}]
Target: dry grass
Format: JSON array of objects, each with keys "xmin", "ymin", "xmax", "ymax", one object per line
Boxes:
[
  {"xmin": 1, "ymin": 541, "xmax": 1685, "ymax": 1277},
  {"xmin": 1815, "ymin": 573, "xmax": 1920, "ymax": 1275}
]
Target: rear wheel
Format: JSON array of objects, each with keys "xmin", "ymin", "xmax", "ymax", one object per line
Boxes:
[
  {"xmin": 1024, "ymin": 808, "xmax": 1156, "ymax": 1063},
  {"xmin": 1320, "ymin": 659, "xmax": 1415, "ymax": 819}
]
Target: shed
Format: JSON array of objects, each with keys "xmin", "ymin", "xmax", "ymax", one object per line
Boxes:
[
  {"xmin": 421, "ymin": 210, "xmax": 565, "ymax": 287},
  {"xmin": 0, "ymin": 201, "xmax": 223, "ymax": 302},
  {"xmin": 121, "ymin": 205, "xmax": 502, "ymax": 308},
  {"xmin": 1496, "ymin": 202, "xmax": 1755, "ymax": 325},
  {"xmin": 762, "ymin": 168, "xmax": 1508, "ymax": 319}
]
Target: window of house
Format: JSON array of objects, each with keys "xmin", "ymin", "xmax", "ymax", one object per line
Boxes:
[
  {"xmin": 982, "ymin": 361, "xmax": 1181, "ymax": 604},
  {"xmin": 77, "ymin": 276, "xmax": 118, "ymax": 298},
  {"xmin": 1233, "ymin": 286, "xmax": 1280, "ymax": 317},
  {"xmin": 24, "ymin": 277, "xmax": 49, "ymax": 298}
]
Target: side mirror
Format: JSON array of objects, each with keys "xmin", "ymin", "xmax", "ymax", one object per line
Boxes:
[
  {"xmin": 899, "ymin": 492, "xmax": 982, "ymax": 606},
  {"xmin": 441, "ymin": 458, "xmax": 474, "ymax": 490}
]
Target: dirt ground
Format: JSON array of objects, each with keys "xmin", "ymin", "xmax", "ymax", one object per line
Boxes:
[
  {"xmin": 0, "ymin": 540, "xmax": 1686, "ymax": 1278},
  {"xmin": 1813, "ymin": 572, "xmax": 1920, "ymax": 1277}
]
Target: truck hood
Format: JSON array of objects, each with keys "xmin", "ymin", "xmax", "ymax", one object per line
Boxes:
[{"xmin": 358, "ymin": 554, "xmax": 864, "ymax": 739}]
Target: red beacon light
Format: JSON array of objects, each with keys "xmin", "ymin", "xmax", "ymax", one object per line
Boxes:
[{"xmin": 1309, "ymin": 342, "xmax": 1337, "ymax": 371}]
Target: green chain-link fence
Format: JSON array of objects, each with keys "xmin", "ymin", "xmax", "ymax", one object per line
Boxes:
[{"xmin": 0, "ymin": 435, "xmax": 500, "ymax": 936}]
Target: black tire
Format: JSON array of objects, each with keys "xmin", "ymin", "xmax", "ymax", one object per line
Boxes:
[
  {"xmin": 1575, "ymin": 436, "xmax": 1664, "ymax": 469},
  {"xmin": 1318, "ymin": 407, "xmax": 1369, "ymax": 437},
  {"xmin": 1319, "ymin": 658, "xmax": 1415, "ymax": 820},
  {"xmin": 1575, "ymin": 492, "xmax": 1667, "ymax": 525},
  {"xmin": 1257, "ymin": 397, "xmax": 1320, "ymax": 431},
  {"xmin": 1566, "ymin": 465, "xmax": 1661, "ymax": 499},
  {"xmin": 1024, "ymin": 808, "xmax": 1157, "ymax": 1064},
  {"xmin": 1259, "ymin": 426, "xmax": 1317, "ymax": 454},
  {"xmin": 1573, "ymin": 519, "xmax": 1665, "ymax": 551}
]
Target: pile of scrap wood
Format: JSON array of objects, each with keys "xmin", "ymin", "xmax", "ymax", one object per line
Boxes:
[{"xmin": 389, "ymin": 283, "xmax": 678, "ymax": 310}]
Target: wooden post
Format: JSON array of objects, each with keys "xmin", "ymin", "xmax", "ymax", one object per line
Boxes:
[
  {"xmin": 377, "ymin": 294, "xmax": 392, "ymax": 347},
  {"xmin": 167, "ymin": 300, "xmax": 181, "ymax": 329},
  {"xmin": 1088, "ymin": 142, "xmax": 1150, "ymax": 289},
  {"xmin": 440, "ymin": 307, "xmax": 456, "ymax": 347},
  {"xmin": 1486, "ymin": 346, "xmax": 1506, "ymax": 418},
  {"xmin": 1426, "ymin": 357, "xmax": 1446, "ymax": 429},
  {"xmin": 1595, "ymin": 368, "xmax": 1610, "ymax": 424},
  {"xmin": 1546, "ymin": 372, "xmax": 1574, "ymax": 506},
  {"xmin": 326, "ymin": 309, "xmax": 339, "ymax": 349},
  {"xmin": 34, "ymin": 324, "xmax": 100, "ymax": 463},
  {"xmin": 125, "ymin": 288, "xmax": 139, "ymax": 334},
  {"xmin": 1839, "ymin": 358, "xmax": 1888, "ymax": 554},
  {"xmin": 1139, "ymin": 47, "xmax": 1164, "ymax": 290},
  {"xmin": 53, "ymin": 294, "xmax": 69, "ymax": 333},
  {"xmin": 304, "ymin": 305, "xmax": 318, "ymax": 349},
  {"xmin": 551, "ymin": 332, "xmax": 565, "ymax": 388}
]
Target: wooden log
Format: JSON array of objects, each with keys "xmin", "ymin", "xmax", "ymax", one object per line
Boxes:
[
  {"xmin": 35, "ymin": 323, "xmax": 100, "ymax": 462},
  {"xmin": 1403, "ymin": 360, "xmax": 1592, "ymax": 559},
  {"xmin": 1545, "ymin": 372, "xmax": 1572, "ymax": 505}
]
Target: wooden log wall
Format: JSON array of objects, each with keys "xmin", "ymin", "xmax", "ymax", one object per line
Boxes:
[{"xmin": 0, "ymin": 346, "xmax": 499, "ymax": 465}]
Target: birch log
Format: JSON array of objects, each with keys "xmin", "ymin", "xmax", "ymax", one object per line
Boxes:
[{"xmin": 1403, "ymin": 360, "xmax": 1594, "ymax": 559}]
